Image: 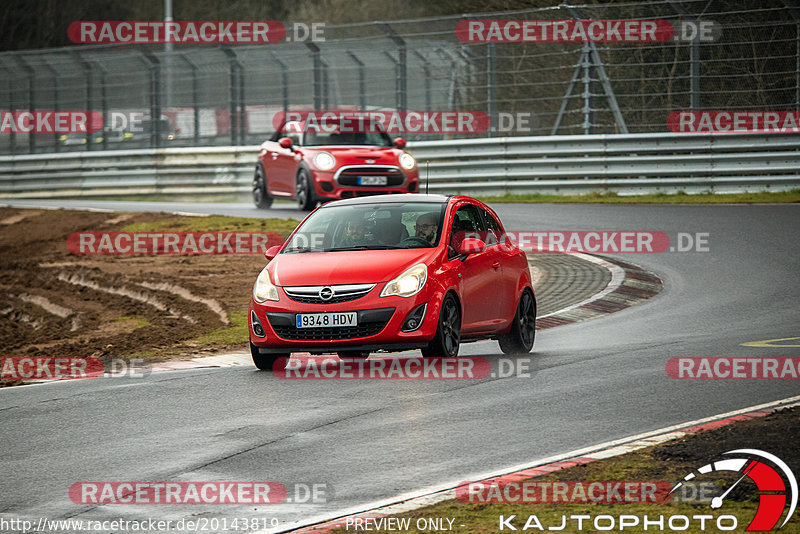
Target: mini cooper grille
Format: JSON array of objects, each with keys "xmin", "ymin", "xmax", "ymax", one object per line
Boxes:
[
  {"xmin": 336, "ymin": 166, "xmax": 405, "ymax": 187},
  {"xmin": 271, "ymin": 321, "xmax": 388, "ymax": 341},
  {"xmin": 283, "ymin": 284, "xmax": 374, "ymax": 305}
]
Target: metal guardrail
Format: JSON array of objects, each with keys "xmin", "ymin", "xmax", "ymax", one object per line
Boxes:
[{"xmin": 1, "ymin": 132, "xmax": 799, "ymax": 199}]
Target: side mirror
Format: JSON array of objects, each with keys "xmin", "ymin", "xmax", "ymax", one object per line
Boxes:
[
  {"xmin": 265, "ymin": 245, "xmax": 281, "ymax": 261},
  {"xmin": 393, "ymin": 137, "xmax": 407, "ymax": 149},
  {"xmin": 459, "ymin": 238, "xmax": 486, "ymax": 255},
  {"xmin": 278, "ymin": 137, "xmax": 293, "ymax": 150}
]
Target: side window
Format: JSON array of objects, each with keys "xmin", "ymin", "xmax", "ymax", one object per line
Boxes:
[
  {"xmin": 481, "ymin": 208, "xmax": 505, "ymax": 246},
  {"xmin": 272, "ymin": 122, "xmax": 301, "ymax": 144},
  {"xmin": 449, "ymin": 205, "xmax": 486, "ymax": 258}
]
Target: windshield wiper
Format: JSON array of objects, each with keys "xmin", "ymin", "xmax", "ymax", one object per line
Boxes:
[
  {"xmin": 282, "ymin": 247, "xmax": 319, "ymax": 253},
  {"xmin": 325, "ymin": 245, "xmax": 403, "ymax": 251}
]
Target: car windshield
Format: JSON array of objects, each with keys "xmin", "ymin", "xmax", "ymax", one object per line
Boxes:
[
  {"xmin": 278, "ymin": 121, "xmax": 393, "ymax": 147},
  {"xmin": 303, "ymin": 130, "xmax": 392, "ymax": 146},
  {"xmin": 283, "ymin": 202, "xmax": 446, "ymax": 253}
]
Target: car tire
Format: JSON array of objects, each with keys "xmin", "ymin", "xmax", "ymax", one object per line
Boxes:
[
  {"xmin": 252, "ymin": 163, "xmax": 273, "ymax": 209},
  {"xmin": 296, "ymin": 168, "xmax": 315, "ymax": 211},
  {"xmin": 421, "ymin": 294, "xmax": 461, "ymax": 358},
  {"xmin": 250, "ymin": 341, "xmax": 287, "ymax": 371},
  {"xmin": 498, "ymin": 288, "xmax": 536, "ymax": 355}
]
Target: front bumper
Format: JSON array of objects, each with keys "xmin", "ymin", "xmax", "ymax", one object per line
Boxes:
[
  {"xmin": 310, "ymin": 168, "xmax": 419, "ymax": 200},
  {"xmin": 249, "ymin": 285, "xmax": 439, "ymax": 353}
]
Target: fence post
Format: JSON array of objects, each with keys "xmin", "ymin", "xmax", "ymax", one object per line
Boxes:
[
  {"xmin": 42, "ymin": 59, "xmax": 61, "ymax": 153},
  {"xmin": 222, "ymin": 47, "xmax": 242, "ymax": 145},
  {"xmin": 0, "ymin": 62, "xmax": 16, "ymax": 155},
  {"xmin": 347, "ymin": 51, "xmax": 366, "ymax": 110},
  {"xmin": 94, "ymin": 61, "xmax": 109, "ymax": 151},
  {"xmin": 16, "ymin": 57, "xmax": 35, "ymax": 153},
  {"xmin": 271, "ymin": 52, "xmax": 290, "ymax": 114},
  {"xmin": 379, "ymin": 23, "xmax": 407, "ymax": 113},
  {"xmin": 181, "ymin": 54, "xmax": 200, "ymax": 145},
  {"xmin": 73, "ymin": 52, "xmax": 94, "ymax": 150},
  {"xmin": 668, "ymin": 0, "xmax": 701, "ymax": 110},
  {"xmin": 139, "ymin": 49, "xmax": 163, "ymax": 148},
  {"xmin": 305, "ymin": 42, "xmax": 322, "ymax": 111},
  {"xmin": 487, "ymin": 44, "xmax": 497, "ymax": 137}
]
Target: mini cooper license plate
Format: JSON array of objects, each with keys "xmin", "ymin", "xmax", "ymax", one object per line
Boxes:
[
  {"xmin": 358, "ymin": 175, "xmax": 388, "ymax": 186},
  {"xmin": 296, "ymin": 312, "xmax": 358, "ymax": 328}
]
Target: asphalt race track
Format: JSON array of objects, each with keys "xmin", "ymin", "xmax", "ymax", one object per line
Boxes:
[{"xmin": 1, "ymin": 199, "xmax": 798, "ymax": 531}]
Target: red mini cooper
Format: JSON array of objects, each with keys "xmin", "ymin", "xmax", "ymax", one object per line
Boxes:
[
  {"xmin": 252, "ymin": 119, "xmax": 420, "ymax": 211},
  {"xmin": 249, "ymin": 194, "xmax": 536, "ymax": 370}
]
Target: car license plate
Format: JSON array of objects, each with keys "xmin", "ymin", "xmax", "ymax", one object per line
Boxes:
[
  {"xmin": 358, "ymin": 175, "xmax": 388, "ymax": 186},
  {"xmin": 296, "ymin": 312, "xmax": 357, "ymax": 328}
]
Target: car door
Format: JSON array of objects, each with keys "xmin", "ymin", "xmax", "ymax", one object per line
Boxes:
[
  {"xmin": 448, "ymin": 204, "xmax": 504, "ymax": 334},
  {"xmin": 265, "ymin": 123, "xmax": 301, "ymax": 195},
  {"xmin": 479, "ymin": 206, "xmax": 516, "ymax": 328}
]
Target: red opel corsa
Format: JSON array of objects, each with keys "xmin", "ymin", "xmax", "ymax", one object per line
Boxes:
[
  {"xmin": 252, "ymin": 120, "xmax": 420, "ymax": 211},
  {"xmin": 248, "ymin": 194, "xmax": 536, "ymax": 370}
]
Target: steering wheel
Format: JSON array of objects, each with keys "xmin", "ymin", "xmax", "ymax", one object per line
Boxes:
[{"xmin": 399, "ymin": 236, "xmax": 433, "ymax": 247}]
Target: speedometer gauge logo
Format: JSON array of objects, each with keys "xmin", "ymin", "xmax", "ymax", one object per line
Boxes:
[{"xmin": 668, "ymin": 449, "xmax": 797, "ymax": 531}]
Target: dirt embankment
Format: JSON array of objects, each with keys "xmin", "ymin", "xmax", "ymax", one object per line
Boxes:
[{"xmin": 0, "ymin": 208, "xmax": 285, "ymax": 373}]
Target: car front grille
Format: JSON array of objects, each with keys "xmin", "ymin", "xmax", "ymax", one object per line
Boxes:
[
  {"xmin": 266, "ymin": 307, "xmax": 394, "ymax": 341},
  {"xmin": 283, "ymin": 284, "xmax": 375, "ymax": 305},
  {"xmin": 335, "ymin": 166, "xmax": 405, "ymax": 187}
]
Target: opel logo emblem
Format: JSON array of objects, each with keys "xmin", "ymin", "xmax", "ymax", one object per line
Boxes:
[{"xmin": 319, "ymin": 287, "xmax": 334, "ymax": 301}]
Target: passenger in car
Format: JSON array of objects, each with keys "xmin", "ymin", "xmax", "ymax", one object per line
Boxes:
[{"xmin": 415, "ymin": 212, "xmax": 439, "ymax": 244}]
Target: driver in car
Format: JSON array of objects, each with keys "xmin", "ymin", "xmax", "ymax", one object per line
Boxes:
[
  {"xmin": 340, "ymin": 216, "xmax": 367, "ymax": 247},
  {"xmin": 414, "ymin": 212, "xmax": 439, "ymax": 244}
]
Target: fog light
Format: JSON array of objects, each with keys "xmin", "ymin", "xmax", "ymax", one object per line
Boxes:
[
  {"xmin": 401, "ymin": 303, "xmax": 427, "ymax": 332},
  {"xmin": 251, "ymin": 310, "xmax": 266, "ymax": 338}
]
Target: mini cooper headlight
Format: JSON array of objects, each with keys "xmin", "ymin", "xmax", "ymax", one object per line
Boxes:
[
  {"xmin": 253, "ymin": 266, "xmax": 280, "ymax": 302},
  {"xmin": 381, "ymin": 263, "xmax": 427, "ymax": 298},
  {"xmin": 313, "ymin": 152, "xmax": 336, "ymax": 171},
  {"xmin": 399, "ymin": 152, "xmax": 416, "ymax": 170}
]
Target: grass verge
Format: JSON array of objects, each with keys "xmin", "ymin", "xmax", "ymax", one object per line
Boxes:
[
  {"xmin": 477, "ymin": 190, "xmax": 800, "ymax": 204},
  {"xmin": 326, "ymin": 406, "xmax": 800, "ymax": 534}
]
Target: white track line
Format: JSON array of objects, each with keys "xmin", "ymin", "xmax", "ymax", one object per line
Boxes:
[{"xmin": 265, "ymin": 394, "xmax": 800, "ymax": 534}]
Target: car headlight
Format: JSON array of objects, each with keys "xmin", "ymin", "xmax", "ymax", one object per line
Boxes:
[
  {"xmin": 399, "ymin": 152, "xmax": 416, "ymax": 170},
  {"xmin": 313, "ymin": 152, "xmax": 336, "ymax": 171},
  {"xmin": 253, "ymin": 266, "xmax": 280, "ymax": 302},
  {"xmin": 381, "ymin": 263, "xmax": 427, "ymax": 298}
]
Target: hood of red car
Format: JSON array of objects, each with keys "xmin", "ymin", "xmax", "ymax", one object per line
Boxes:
[
  {"xmin": 269, "ymin": 248, "xmax": 435, "ymax": 287},
  {"xmin": 300, "ymin": 146, "xmax": 401, "ymax": 162}
]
